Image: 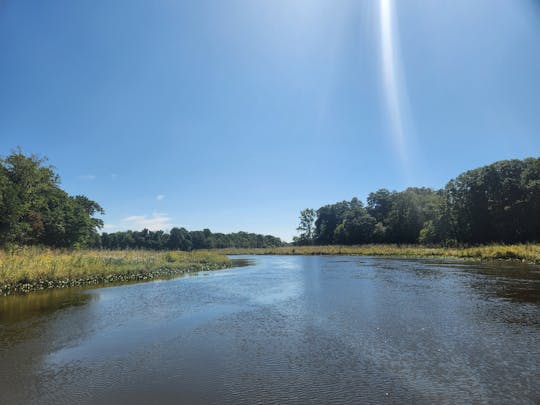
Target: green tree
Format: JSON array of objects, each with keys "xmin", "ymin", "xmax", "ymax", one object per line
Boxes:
[
  {"xmin": 444, "ymin": 159, "xmax": 539, "ymax": 243},
  {"xmin": 167, "ymin": 227, "xmax": 192, "ymax": 250},
  {"xmin": 314, "ymin": 200, "xmax": 352, "ymax": 244},
  {"xmin": 332, "ymin": 203, "xmax": 376, "ymax": 245},
  {"xmin": 521, "ymin": 158, "xmax": 540, "ymax": 241},
  {"xmin": 367, "ymin": 189, "xmax": 395, "ymax": 224},
  {"xmin": 296, "ymin": 208, "xmax": 316, "ymax": 245},
  {"xmin": 0, "ymin": 150, "xmax": 104, "ymax": 247}
]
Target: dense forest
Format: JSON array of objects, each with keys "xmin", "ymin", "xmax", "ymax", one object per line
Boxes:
[
  {"xmin": 295, "ymin": 157, "xmax": 540, "ymax": 246},
  {"xmin": 0, "ymin": 150, "xmax": 284, "ymax": 249},
  {"xmin": 97, "ymin": 229, "xmax": 284, "ymax": 250}
]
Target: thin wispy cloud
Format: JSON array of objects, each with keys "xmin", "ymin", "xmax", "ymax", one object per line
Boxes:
[
  {"xmin": 78, "ymin": 174, "xmax": 96, "ymax": 180},
  {"xmin": 121, "ymin": 213, "xmax": 173, "ymax": 231},
  {"xmin": 156, "ymin": 194, "xmax": 165, "ymax": 201}
]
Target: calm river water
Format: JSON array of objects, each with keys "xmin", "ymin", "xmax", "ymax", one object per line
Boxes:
[{"xmin": 1, "ymin": 255, "xmax": 539, "ymax": 404}]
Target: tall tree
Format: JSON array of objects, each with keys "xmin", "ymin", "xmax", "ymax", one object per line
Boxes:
[
  {"xmin": 0, "ymin": 150, "xmax": 104, "ymax": 247},
  {"xmin": 296, "ymin": 208, "xmax": 316, "ymax": 245},
  {"xmin": 334, "ymin": 204, "xmax": 376, "ymax": 245},
  {"xmin": 314, "ymin": 201, "xmax": 352, "ymax": 244}
]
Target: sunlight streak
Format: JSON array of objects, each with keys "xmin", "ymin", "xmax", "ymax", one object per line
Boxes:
[{"xmin": 380, "ymin": 0, "xmax": 409, "ymax": 169}]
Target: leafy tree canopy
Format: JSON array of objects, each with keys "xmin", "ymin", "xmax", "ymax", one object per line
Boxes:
[
  {"xmin": 0, "ymin": 150, "xmax": 104, "ymax": 248},
  {"xmin": 296, "ymin": 157, "xmax": 540, "ymax": 246}
]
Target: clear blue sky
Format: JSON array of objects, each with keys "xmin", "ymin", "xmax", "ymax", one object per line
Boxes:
[{"xmin": 1, "ymin": 0, "xmax": 539, "ymax": 241}]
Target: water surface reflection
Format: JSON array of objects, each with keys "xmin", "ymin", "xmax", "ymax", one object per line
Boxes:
[{"xmin": 0, "ymin": 256, "xmax": 538, "ymax": 404}]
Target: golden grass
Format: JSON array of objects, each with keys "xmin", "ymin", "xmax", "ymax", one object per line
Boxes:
[
  {"xmin": 207, "ymin": 244, "xmax": 540, "ymax": 264},
  {"xmin": 0, "ymin": 247, "xmax": 231, "ymax": 294}
]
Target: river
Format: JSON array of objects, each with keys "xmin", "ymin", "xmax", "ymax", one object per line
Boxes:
[{"xmin": 1, "ymin": 255, "xmax": 539, "ymax": 404}]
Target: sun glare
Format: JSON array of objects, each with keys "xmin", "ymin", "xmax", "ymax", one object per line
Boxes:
[{"xmin": 380, "ymin": 0, "xmax": 409, "ymax": 170}]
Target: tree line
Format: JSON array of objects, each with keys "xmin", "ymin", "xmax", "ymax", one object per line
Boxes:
[
  {"xmin": 0, "ymin": 150, "xmax": 284, "ymax": 250},
  {"xmin": 1, "ymin": 151, "xmax": 538, "ymax": 249},
  {"xmin": 96, "ymin": 229, "xmax": 284, "ymax": 250},
  {"xmin": 295, "ymin": 157, "xmax": 540, "ymax": 245}
]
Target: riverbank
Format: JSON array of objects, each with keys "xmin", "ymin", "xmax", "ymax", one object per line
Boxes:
[
  {"xmin": 209, "ymin": 244, "xmax": 540, "ymax": 264},
  {"xmin": 0, "ymin": 248, "xmax": 232, "ymax": 295}
]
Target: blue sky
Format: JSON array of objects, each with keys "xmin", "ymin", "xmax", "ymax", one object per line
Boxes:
[{"xmin": 1, "ymin": 0, "xmax": 539, "ymax": 241}]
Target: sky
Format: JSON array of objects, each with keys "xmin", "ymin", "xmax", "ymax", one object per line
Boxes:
[{"xmin": 1, "ymin": 0, "xmax": 539, "ymax": 241}]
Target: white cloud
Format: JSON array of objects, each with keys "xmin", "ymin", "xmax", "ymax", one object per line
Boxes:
[
  {"xmin": 121, "ymin": 213, "xmax": 173, "ymax": 231},
  {"xmin": 79, "ymin": 174, "xmax": 96, "ymax": 180},
  {"xmin": 156, "ymin": 194, "xmax": 165, "ymax": 201}
]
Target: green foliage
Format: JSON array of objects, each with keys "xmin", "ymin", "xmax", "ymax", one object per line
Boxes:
[
  {"xmin": 418, "ymin": 221, "xmax": 439, "ymax": 245},
  {"xmin": 98, "ymin": 228, "xmax": 284, "ymax": 250},
  {"xmin": 167, "ymin": 227, "xmax": 192, "ymax": 250},
  {"xmin": 314, "ymin": 198, "xmax": 362, "ymax": 244},
  {"xmin": 295, "ymin": 208, "xmax": 316, "ymax": 245},
  {"xmin": 367, "ymin": 189, "xmax": 394, "ymax": 223},
  {"xmin": 334, "ymin": 203, "xmax": 376, "ymax": 244},
  {"xmin": 0, "ymin": 148, "xmax": 285, "ymax": 250},
  {"xmin": 385, "ymin": 188, "xmax": 444, "ymax": 244},
  {"xmin": 298, "ymin": 157, "xmax": 540, "ymax": 245},
  {"xmin": 0, "ymin": 150, "xmax": 104, "ymax": 248},
  {"xmin": 3, "ymin": 150, "xmax": 537, "ymax": 251},
  {"xmin": 445, "ymin": 158, "xmax": 540, "ymax": 243}
]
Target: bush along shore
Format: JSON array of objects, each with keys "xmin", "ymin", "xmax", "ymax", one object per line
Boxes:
[
  {"xmin": 0, "ymin": 248, "xmax": 232, "ymax": 295},
  {"xmin": 209, "ymin": 244, "xmax": 540, "ymax": 264}
]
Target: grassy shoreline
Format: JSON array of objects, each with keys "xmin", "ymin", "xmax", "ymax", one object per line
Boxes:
[
  {"xmin": 2, "ymin": 244, "xmax": 538, "ymax": 296},
  {"xmin": 0, "ymin": 248, "xmax": 232, "ymax": 296},
  {"xmin": 208, "ymin": 244, "xmax": 540, "ymax": 264}
]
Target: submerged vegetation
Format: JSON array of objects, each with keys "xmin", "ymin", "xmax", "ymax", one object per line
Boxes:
[
  {"xmin": 213, "ymin": 244, "xmax": 540, "ymax": 264},
  {"xmin": 0, "ymin": 248, "xmax": 231, "ymax": 295}
]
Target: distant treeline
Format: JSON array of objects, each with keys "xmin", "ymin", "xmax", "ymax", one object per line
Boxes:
[
  {"xmin": 0, "ymin": 150, "xmax": 284, "ymax": 250},
  {"xmin": 295, "ymin": 157, "xmax": 540, "ymax": 246},
  {"xmin": 2, "ymin": 150, "xmax": 538, "ymax": 250},
  {"xmin": 96, "ymin": 229, "xmax": 284, "ymax": 250}
]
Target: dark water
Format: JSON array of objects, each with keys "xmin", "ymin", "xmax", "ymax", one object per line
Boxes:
[{"xmin": 1, "ymin": 256, "xmax": 539, "ymax": 404}]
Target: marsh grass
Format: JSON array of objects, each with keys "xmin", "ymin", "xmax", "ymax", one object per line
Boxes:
[
  {"xmin": 209, "ymin": 244, "xmax": 540, "ymax": 264},
  {"xmin": 0, "ymin": 248, "xmax": 231, "ymax": 294}
]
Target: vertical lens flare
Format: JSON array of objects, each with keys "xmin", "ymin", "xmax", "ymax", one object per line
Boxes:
[{"xmin": 380, "ymin": 0, "xmax": 409, "ymax": 169}]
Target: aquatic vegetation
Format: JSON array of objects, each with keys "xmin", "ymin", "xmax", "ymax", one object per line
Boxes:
[
  {"xmin": 0, "ymin": 247, "xmax": 231, "ymax": 295},
  {"xmin": 210, "ymin": 244, "xmax": 540, "ymax": 264}
]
